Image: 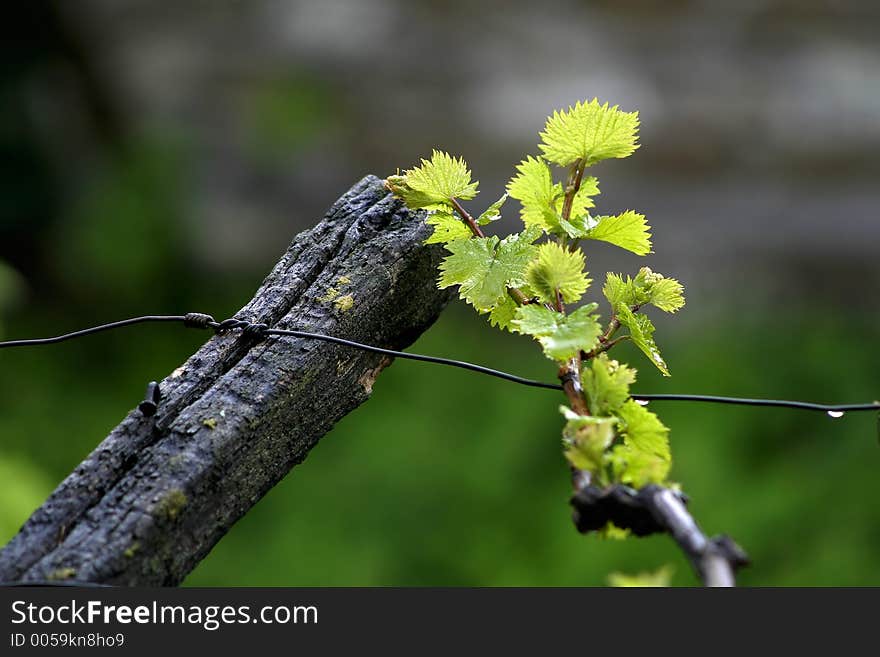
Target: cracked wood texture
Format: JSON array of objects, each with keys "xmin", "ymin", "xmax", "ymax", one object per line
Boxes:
[{"xmin": 0, "ymin": 175, "xmax": 450, "ymax": 585}]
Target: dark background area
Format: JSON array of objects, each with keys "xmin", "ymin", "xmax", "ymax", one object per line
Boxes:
[{"xmin": 1, "ymin": 0, "xmax": 878, "ymax": 585}]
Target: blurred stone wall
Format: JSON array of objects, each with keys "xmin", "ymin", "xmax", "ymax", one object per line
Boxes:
[{"xmin": 13, "ymin": 0, "xmax": 880, "ymax": 314}]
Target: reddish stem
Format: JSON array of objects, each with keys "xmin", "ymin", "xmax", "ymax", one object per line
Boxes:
[{"xmin": 450, "ymin": 198, "xmax": 485, "ymax": 239}]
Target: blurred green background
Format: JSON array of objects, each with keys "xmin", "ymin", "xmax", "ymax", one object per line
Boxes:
[{"xmin": 1, "ymin": 1, "xmax": 878, "ymax": 586}]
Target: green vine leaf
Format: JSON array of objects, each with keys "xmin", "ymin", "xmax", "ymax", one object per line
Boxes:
[
  {"xmin": 525, "ymin": 242, "xmax": 591, "ymax": 304},
  {"xmin": 512, "ymin": 303, "xmax": 601, "ymax": 361},
  {"xmin": 403, "ymin": 150, "xmax": 479, "ymax": 206},
  {"xmin": 617, "ymin": 399, "xmax": 671, "ymax": 461},
  {"xmin": 487, "ymin": 293, "xmax": 519, "ymax": 331},
  {"xmin": 615, "ymin": 304, "xmax": 669, "ymax": 376},
  {"xmin": 507, "ymin": 156, "xmax": 561, "ymax": 231},
  {"xmin": 604, "ymin": 268, "xmax": 685, "ymax": 314},
  {"xmin": 604, "ymin": 272, "xmax": 647, "ymax": 308},
  {"xmin": 597, "ymin": 523, "xmax": 631, "ymax": 540},
  {"xmin": 438, "ymin": 226, "xmax": 541, "ymax": 311},
  {"xmin": 424, "ymin": 211, "xmax": 471, "ymax": 245},
  {"xmin": 609, "ymin": 444, "xmax": 670, "ymax": 487},
  {"xmin": 582, "ymin": 354, "xmax": 637, "ymax": 416},
  {"xmin": 385, "ymin": 174, "xmax": 446, "ymax": 210},
  {"xmin": 643, "ymin": 273, "xmax": 685, "ymax": 313},
  {"xmin": 477, "ymin": 193, "xmax": 508, "ymax": 225},
  {"xmin": 583, "ymin": 211, "xmax": 652, "ymax": 256},
  {"xmin": 507, "ymin": 156, "xmax": 602, "ymax": 238},
  {"xmin": 539, "ymin": 99, "xmax": 640, "ymax": 167},
  {"xmin": 560, "ymin": 406, "xmax": 616, "ymax": 480},
  {"xmin": 607, "ymin": 565, "xmax": 674, "ymax": 587}
]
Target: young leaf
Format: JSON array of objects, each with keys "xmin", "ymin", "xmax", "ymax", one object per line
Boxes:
[
  {"xmin": 582, "ymin": 354, "xmax": 637, "ymax": 416},
  {"xmin": 507, "ymin": 157, "xmax": 603, "ymax": 238},
  {"xmin": 539, "ymin": 99, "xmax": 640, "ymax": 167},
  {"xmin": 603, "ymin": 272, "xmax": 641, "ymax": 309},
  {"xmin": 603, "ymin": 269, "xmax": 685, "ymax": 313},
  {"xmin": 551, "ymin": 214, "xmax": 589, "ymax": 240},
  {"xmin": 643, "ymin": 275, "xmax": 685, "ymax": 313},
  {"xmin": 511, "ymin": 304, "xmax": 559, "ymax": 336},
  {"xmin": 583, "ymin": 211, "xmax": 652, "ymax": 256},
  {"xmin": 385, "ymin": 174, "xmax": 446, "ymax": 210},
  {"xmin": 424, "ymin": 211, "xmax": 471, "ymax": 245},
  {"xmin": 545, "ymin": 305, "xmax": 603, "ymax": 361},
  {"xmin": 617, "ymin": 399, "xmax": 671, "ymax": 461},
  {"xmin": 565, "ymin": 176, "xmax": 601, "ymax": 220},
  {"xmin": 438, "ymin": 226, "xmax": 540, "ymax": 311},
  {"xmin": 477, "ymin": 193, "xmax": 507, "ymax": 225},
  {"xmin": 615, "ymin": 304, "xmax": 669, "ymax": 376},
  {"xmin": 507, "ymin": 156, "xmax": 561, "ymax": 231},
  {"xmin": 560, "ymin": 406, "xmax": 616, "ymax": 478},
  {"xmin": 550, "ymin": 177, "xmax": 603, "ymax": 238},
  {"xmin": 525, "ymin": 242, "xmax": 591, "ymax": 305},
  {"xmin": 487, "ymin": 293, "xmax": 519, "ymax": 331},
  {"xmin": 633, "ymin": 268, "xmax": 685, "ymax": 313},
  {"xmin": 607, "ymin": 565, "xmax": 674, "ymax": 588},
  {"xmin": 404, "ymin": 150, "xmax": 479, "ymax": 205},
  {"xmin": 512, "ymin": 303, "xmax": 602, "ymax": 361},
  {"xmin": 597, "ymin": 523, "xmax": 630, "ymax": 540},
  {"xmin": 609, "ymin": 444, "xmax": 670, "ymax": 487}
]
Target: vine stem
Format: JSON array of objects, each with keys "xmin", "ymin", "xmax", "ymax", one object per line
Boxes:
[
  {"xmin": 556, "ymin": 159, "xmax": 590, "ymax": 419},
  {"xmin": 450, "ymin": 197, "xmax": 485, "ymax": 238},
  {"xmin": 602, "ymin": 313, "xmax": 620, "ymax": 342},
  {"xmin": 570, "ymin": 483, "xmax": 749, "ymax": 586},
  {"xmin": 559, "ymin": 363, "xmax": 589, "ymax": 415},
  {"xmin": 589, "ymin": 304, "xmax": 642, "ymax": 359},
  {"xmin": 582, "ymin": 335, "xmax": 630, "ymax": 361},
  {"xmin": 639, "ymin": 486, "xmax": 748, "ymax": 586},
  {"xmin": 560, "ymin": 160, "xmax": 586, "ymax": 223}
]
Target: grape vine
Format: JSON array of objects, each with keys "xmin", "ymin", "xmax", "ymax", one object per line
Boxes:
[{"xmin": 387, "ymin": 98, "xmax": 693, "ymax": 583}]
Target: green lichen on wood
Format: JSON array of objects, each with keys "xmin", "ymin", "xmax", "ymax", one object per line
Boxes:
[
  {"xmin": 202, "ymin": 417, "xmax": 217, "ymax": 430},
  {"xmin": 155, "ymin": 489, "xmax": 187, "ymax": 521},
  {"xmin": 334, "ymin": 294, "xmax": 354, "ymax": 312},
  {"xmin": 47, "ymin": 567, "xmax": 76, "ymax": 581},
  {"xmin": 149, "ymin": 556, "xmax": 163, "ymax": 575},
  {"xmin": 320, "ymin": 277, "xmax": 352, "ymax": 304},
  {"xmin": 123, "ymin": 542, "xmax": 140, "ymax": 558}
]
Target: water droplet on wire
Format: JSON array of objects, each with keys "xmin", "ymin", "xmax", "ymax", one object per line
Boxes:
[{"xmin": 827, "ymin": 410, "xmax": 845, "ymax": 419}]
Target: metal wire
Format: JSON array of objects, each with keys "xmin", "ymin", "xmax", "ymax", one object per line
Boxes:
[
  {"xmin": 264, "ymin": 328, "xmax": 562, "ymax": 391},
  {"xmin": 627, "ymin": 394, "xmax": 880, "ymax": 413},
  {"xmin": 0, "ymin": 315, "xmax": 187, "ymax": 348},
  {"xmin": 0, "ymin": 313, "xmax": 877, "ymax": 414}
]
